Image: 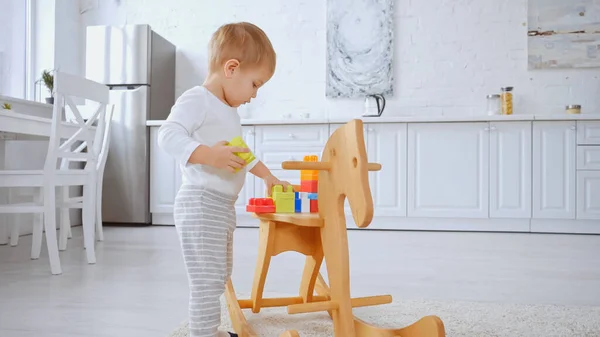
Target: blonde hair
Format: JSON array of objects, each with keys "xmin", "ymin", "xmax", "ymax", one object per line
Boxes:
[{"xmin": 208, "ymin": 22, "xmax": 276, "ymax": 75}]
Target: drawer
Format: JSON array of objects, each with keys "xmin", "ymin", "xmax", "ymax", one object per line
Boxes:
[
  {"xmin": 257, "ymin": 148, "xmax": 323, "ymax": 170},
  {"xmin": 577, "ymin": 146, "xmax": 600, "ymax": 170},
  {"xmin": 255, "ymin": 125, "xmax": 329, "ymax": 147},
  {"xmin": 577, "ymin": 121, "xmax": 600, "ymax": 145}
]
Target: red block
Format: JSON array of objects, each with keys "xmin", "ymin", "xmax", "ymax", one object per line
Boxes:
[
  {"xmin": 310, "ymin": 199, "xmax": 318, "ymax": 213},
  {"xmin": 246, "ymin": 198, "xmax": 275, "ymax": 213},
  {"xmin": 301, "ymin": 180, "xmax": 318, "ymax": 193}
]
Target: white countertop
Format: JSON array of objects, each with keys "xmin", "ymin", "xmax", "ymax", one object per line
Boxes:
[{"xmin": 146, "ymin": 113, "xmax": 600, "ymax": 126}]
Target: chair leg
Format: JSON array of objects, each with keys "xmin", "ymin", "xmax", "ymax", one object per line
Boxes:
[
  {"xmin": 8, "ymin": 190, "xmax": 20, "ymax": 246},
  {"xmin": 82, "ymin": 183, "xmax": 96, "ymax": 264},
  {"xmin": 43, "ymin": 185, "xmax": 62, "ymax": 275},
  {"xmin": 95, "ymin": 180, "xmax": 104, "ymax": 242},
  {"xmin": 59, "ymin": 186, "xmax": 70, "ymax": 251},
  {"xmin": 9, "ymin": 215, "xmax": 20, "ymax": 247},
  {"xmin": 31, "ymin": 189, "xmax": 44, "ymax": 260},
  {"xmin": 0, "ymin": 215, "xmax": 8, "ymax": 245}
]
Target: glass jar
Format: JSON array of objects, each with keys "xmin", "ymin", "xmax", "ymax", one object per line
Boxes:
[
  {"xmin": 486, "ymin": 94, "xmax": 501, "ymax": 115},
  {"xmin": 566, "ymin": 105, "xmax": 581, "ymax": 114},
  {"xmin": 501, "ymin": 87, "xmax": 514, "ymax": 115}
]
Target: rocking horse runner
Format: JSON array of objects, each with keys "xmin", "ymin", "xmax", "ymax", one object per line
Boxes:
[{"xmin": 225, "ymin": 119, "xmax": 446, "ymax": 337}]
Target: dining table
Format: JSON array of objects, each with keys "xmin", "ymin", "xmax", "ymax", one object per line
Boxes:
[{"xmin": 0, "ymin": 96, "xmax": 68, "ymax": 244}]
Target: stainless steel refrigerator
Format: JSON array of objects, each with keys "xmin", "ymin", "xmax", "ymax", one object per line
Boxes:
[{"xmin": 85, "ymin": 24, "xmax": 176, "ymax": 224}]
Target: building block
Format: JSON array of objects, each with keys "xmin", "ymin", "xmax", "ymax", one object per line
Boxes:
[
  {"xmin": 272, "ymin": 185, "xmax": 295, "ymax": 213},
  {"xmin": 301, "ymin": 171, "xmax": 319, "ymax": 181},
  {"xmin": 295, "ymin": 192, "xmax": 302, "ymax": 213},
  {"xmin": 301, "ymin": 155, "xmax": 319, "ymax": 181},
  {"xmin": 246, "ymin": 198, "xmax": 275, "ymax": 213},
  {"xmin": 228, "ymin": 136, "xmax": 256, "ymax": 172},
  {"xmin": 307, "ymin": 193, "xmax": 318, "ymax": 213},
  {"xmin": 300, "ymin": 180, "xmax": 318, "ymax": 193},
  {"xmin": 297, "ymin": 192, "xmax": 310, "ymax": 213},
  {"xmin": 310, "ymin": 199, "xmax": 318, "ymax": 213}
]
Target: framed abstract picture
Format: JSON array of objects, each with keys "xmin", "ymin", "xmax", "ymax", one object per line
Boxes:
[
  {"xmin": 326, "ymin": 0, "xmax": 394, "ymax": 98},
  {"xmin": 528, "ymin": 0, "xmax": 600, "ymax": 69}
]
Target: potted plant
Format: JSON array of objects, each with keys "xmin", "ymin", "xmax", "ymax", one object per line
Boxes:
[
  {"xmin": 1, "ymin": 103, "xmax": 11, "ymax": 110},
  {"xmin": 42, "ymin": 70, "xmax": 54, "ymax": 104}
]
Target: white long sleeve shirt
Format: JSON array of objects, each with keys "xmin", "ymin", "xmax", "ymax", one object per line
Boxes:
[{"xmin": 157, "ymin": 86, "xmax": 258, "ymax": 197}]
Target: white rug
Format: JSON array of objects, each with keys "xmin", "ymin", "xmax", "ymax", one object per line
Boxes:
[{"xmin": 168, "ymin": 293, "xmax": 600, "ymax": 337}]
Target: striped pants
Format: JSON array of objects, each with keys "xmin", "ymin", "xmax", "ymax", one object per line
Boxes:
[{"xmin": 174, "ymin": 185, "xmax": 237, "ymax": 337}]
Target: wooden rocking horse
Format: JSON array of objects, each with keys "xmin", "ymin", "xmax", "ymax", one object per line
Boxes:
[{"xmin": 225, "ymin": 119, "xmax": 446, "ymax": 337}]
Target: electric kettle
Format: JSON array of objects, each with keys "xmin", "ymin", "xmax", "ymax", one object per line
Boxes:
[{"xmin": 363, "ymin": 94, "xmax": 386, "ymax": 117}]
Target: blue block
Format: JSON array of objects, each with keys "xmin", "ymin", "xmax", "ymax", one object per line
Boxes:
[
  {"xmin": 308, "ymin": 193, "xmax": 318, "ymax": 200},
  {"xmin": 295, "ymin": 192, "xmax": 302, "ymax": 212}
]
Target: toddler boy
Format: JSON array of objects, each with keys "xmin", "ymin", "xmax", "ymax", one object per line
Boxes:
[{"xmin": 158, "ymin": 22, "xmax": 290, "ymax": 337}]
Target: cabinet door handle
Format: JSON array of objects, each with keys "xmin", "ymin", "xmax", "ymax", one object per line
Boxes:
[
  {"xmin": 571, "ymin": 125, "xmax": 576, "ymax": 130},
  {"xmin": 288, "ymin": 133, "xmax": 295, "ymax": 138},
  {"xmin": 490, "ymin": 126, "xmax": 496, "ymax": 131},
  {"xmin": 484, "ymin": 127, "xmax": 490, "ymax": 131}
]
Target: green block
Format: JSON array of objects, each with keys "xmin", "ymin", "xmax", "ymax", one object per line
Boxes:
[
  {"xmin": 272, "ymin": 185, "xmax": 295, "ymax": 213},
  {"xmin": 228, "ymin": 136, "xmax": 256, "ymax": 172}
]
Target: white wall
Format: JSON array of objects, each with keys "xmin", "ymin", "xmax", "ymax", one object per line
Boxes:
[
  {"xmin": 0, "ymin": 0, "xmax": 27, "ymax": 98},
  {"xmin": 54, "ymin": 0, "xmax": 84, "ymax": 79},
  {"xmin": 83, "ymin": 0, "xmax": 600, "ymax": 120}
]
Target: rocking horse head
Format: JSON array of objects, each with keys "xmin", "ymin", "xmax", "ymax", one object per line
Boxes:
[
  {"xmin": 321, "ymin": 119, "xmax": 381, "ymax": 228},
  {"xmin": 283, "ymin": 119, "xmax": 381, "ymax": 228}
]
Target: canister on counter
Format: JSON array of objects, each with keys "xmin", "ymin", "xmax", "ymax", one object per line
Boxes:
[
  {"xmin": 501, "ymin": 87, "xmax": 514, "ymax": 115},
  {"xmin": 486, "ymin": 94, "xmax": 501, "ymax": 116},
  {"xmin": 566, "ymin": 105, "xmax": 581, "ymax": 114}
]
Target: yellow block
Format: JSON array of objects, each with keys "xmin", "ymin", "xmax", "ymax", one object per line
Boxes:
[
  {"xmin": 228, "ymin": 136, "xmax": 256, "ymax": 172},
  {"xmin": 272, "ymin": 185, "xmax": 295, "ymax": 213},
  {"xmin": 301, "ymin": 155, "xmax": 319, "ymax": 181}
]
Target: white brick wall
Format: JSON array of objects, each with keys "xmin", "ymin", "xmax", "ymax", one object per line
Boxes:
[{"xmin": 85, "ymin": 0, "xmax": 600, "ymax": 119}]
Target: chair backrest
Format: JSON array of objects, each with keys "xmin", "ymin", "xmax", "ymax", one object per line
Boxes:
[
  {"xmin": 45, "ymin": 71, "xmax": 110, "ymax": 175},
  {"xmin": 59, "ymin": 103, "xmax": 115, "ymax": 172}
]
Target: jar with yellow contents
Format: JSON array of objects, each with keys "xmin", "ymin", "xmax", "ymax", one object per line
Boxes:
[{"xmin": 501, "ymin": 86, "xmax": 514, "ymax": 115}]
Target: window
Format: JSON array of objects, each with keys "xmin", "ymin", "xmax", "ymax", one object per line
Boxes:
[{"xmin": 0, "ymin": 0, "xmax": 31, "ymax": 99}]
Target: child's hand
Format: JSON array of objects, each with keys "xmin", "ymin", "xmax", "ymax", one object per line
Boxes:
[
  {"xmin": 208, "ymin": 140, "xmax": 249, "ymax": 173},
  {"xmin": 264, "ymin": 174, "xmax": 291, "ymax": 196}
]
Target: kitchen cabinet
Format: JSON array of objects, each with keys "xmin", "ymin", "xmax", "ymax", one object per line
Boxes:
[
  {"xmin": 576, "ymin": 171, "xmax": 600, "ymax": 220},
  {"xmin": 366, "ymin": 123, "xmax": 408, "ymax": 219},
  {"xmin": 148, "ymin": 115, "xmax": 600, "ymax": 234},
  {"xmin": 407, "ymin": 122, "xmax": 489, "ymax": 218},
  {"xmin": 489, "ymin": 121, "xmax": 532, "ymax": 218},
  {"xmin": 532, "ymin": 121, "xmax": 577, "ymax": 219},
  {"xmin": 149, "ymin": 127, "xmax": 181, "ymax": 224}
]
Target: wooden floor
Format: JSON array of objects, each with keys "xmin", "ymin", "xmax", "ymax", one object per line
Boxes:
[{"xmin": 1, "ymin": 225, "xmax": 599, "ymax": 337}]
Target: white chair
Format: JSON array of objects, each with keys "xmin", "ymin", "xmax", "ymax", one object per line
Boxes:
[
  {"xmin": 5, "ymin": 104, "xmax": 114, "ymax": 249},
  {"xmin": 0, "ymin": 71, "xmax": 110, "ymax": 275},
  {"xmin": 57, "ymin": 103, "xmax": 114, "ymax": 251}
]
